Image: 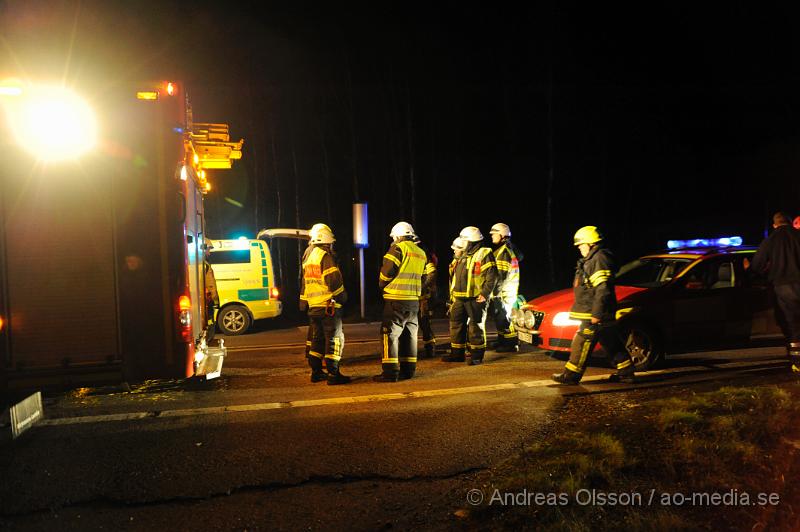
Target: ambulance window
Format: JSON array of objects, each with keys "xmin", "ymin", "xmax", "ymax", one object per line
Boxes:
[{"xmin": 208, "ymin": 250, "xmax": 251, "ymax": 264}]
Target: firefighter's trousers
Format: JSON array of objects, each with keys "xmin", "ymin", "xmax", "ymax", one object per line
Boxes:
[
  {"xmin": 419, "ymin": 297, "xmax": 436, "ymax": 355},
  {"xmin": 381, "ymin": 299, "xmax": 420, "ymax": 378},
  {"xmin": 449, "ymin": 297, "xmax": 488, "ymax": 362},
  {"xmin": 490, "ymin": 294, "xmax": 518, "ymax": 347},
  {"xmin": 566, "ymin": 320, "xmax": 633, "ymax": 376},
  {"xmin": 306, "ymin": 307, "xmax": 345, "ymax": 374},
  {"xmin": 773, "ymin": 283, "xmax": 800, "ymax": 368}
]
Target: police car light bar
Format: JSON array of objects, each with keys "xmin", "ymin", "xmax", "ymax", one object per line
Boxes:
[{"xmin": 667, "ymin": 236, "xmax": 743, "ymax": 249}]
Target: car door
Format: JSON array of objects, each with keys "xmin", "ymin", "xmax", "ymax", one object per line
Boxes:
[{"xmin": 670, "ymin": 257, "xmax": 729, "ymax": 349}]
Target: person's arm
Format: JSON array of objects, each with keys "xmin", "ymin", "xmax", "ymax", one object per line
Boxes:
[
  {"xmin": 379, "ymin": 244, "xmax": 402, "ymax": 290},
  {"xmin": 423, "ymin": 252, "xmax": 437, "ymax": 293},
  {"xmin": 749, "ymin": 238, "xmax": 772, "ymax": 274},
  {"xmin": 322, "ymin": 252, "xmax": 347, "ymax": 305},
  {"xmin": 478, "ymin": 251, "xmax": 498, "ymax": 302},
  {"xmin": 298, "ymin": 248, "xmax": 310, "ymax": 311},
  {"xmin": 589, "ymin": 253, "xmax": 614, "ymax": 322},
  {"xmin": 494, "ymin": 247, "xmax": 510, "ymax": 291}
]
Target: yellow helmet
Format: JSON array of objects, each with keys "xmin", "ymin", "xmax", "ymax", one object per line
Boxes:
[{"xmin": 573, "ymin": 226, "xmax": 602, "ymax": 246}]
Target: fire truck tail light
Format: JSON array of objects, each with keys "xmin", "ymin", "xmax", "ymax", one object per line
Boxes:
[
  {"xmin": 178, "ymin": 295, "xmax": 192, "ymax": 342},
  {"xmin": 270, "ymin": 287, "xmax": 280, "ymax": 299},
  {"xmin": 166, "ymin": 82, "xmax": 175, "ymax": 96}
]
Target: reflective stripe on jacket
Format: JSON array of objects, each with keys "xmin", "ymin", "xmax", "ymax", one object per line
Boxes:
[
  {"xmin": 569, "ymin": 246, "xmax": 617, "ymax": 321},
  {"xmin": 380, "ymin": 240, "xmax": 427, "ymax": 301},
  {"xmin": 300, "ymin": 246, "xmax": 345, "ymax": 308},
  {"xmin": 451, "ymin": 246, "xmax": 497, "ymax": 299}
]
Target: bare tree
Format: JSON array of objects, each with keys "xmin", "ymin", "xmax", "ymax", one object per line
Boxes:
[{"xmin": 405, "ymin": 78, "xmax": 416, "ymax": 225}]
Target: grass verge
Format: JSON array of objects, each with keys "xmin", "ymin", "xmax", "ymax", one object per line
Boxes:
[{"xmin": 463, "ymin": 383, "xmax": 800, "ymax": 531}]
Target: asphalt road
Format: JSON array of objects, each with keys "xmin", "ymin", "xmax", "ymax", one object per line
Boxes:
[{"xmin": 0, "ymin": 320, "xmax": 791, "ymax": 531}]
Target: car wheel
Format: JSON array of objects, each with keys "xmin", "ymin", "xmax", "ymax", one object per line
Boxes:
[
  {"xmin": 218, "ymin": 305, "xmax": 251, "ymax": 335},
  {"xmin": 622, "ymin": 325, "xmax": 661, "ymax": 371}
]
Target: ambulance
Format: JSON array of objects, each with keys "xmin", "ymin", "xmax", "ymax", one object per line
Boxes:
[{"xmin": 207, "ymin": 238, "xmax": 282, "ymax": 335}]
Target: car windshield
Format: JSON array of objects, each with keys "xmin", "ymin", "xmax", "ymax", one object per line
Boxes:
[{"xmin": 616, "ymin": 257, "xmax": 693, "ymax": 288}]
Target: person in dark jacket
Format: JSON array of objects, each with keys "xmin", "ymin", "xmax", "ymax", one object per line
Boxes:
[
  {"xmin": 552, "ymin": 226, "xmax": 635, "ymax": 385},
  {"xmin": 749, "ymin": 212, "xmax": 800, "ymax": 372},
  {"xmin": 443, "ymin": 226, "xmax": 498, "ymax": 366},
  {"xmin": 488, "ymin": 222, "xmax": 523, "ymax": 352}
]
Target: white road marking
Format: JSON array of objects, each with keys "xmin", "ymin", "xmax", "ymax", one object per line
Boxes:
[{"xmin": 38, "ymin": 358, "xmax": 787, "ymax": 427}]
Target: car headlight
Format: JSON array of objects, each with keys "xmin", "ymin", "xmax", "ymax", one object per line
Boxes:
[
  {"xmin": 552, "ymin": 312, "xmax": 581, "ymax": 327},
  {"xmin": 511, "ymin": 308, "xmax": 521, "ymax": 324},
  {"xmin": 524, "ymin": 310, "xmax": 536, "ymax": 329}
]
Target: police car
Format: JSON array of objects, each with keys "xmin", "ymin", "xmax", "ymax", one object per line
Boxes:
[{"xmin": 513, "ymin": 237, "xmax": 782, "ymax": 370}]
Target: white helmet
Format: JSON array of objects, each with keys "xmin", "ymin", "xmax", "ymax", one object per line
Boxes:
[
  {"xmin": 490, "ymin": 223, "xmax": 511, "ymax": 238},
  {"xmin": 309, "ymin": 223, "xmax": 335, "ymax": 244},
  {"xmin": 389, "ymin": 221, "xmax": 416, "ymax": 240},
  {"xmin": 451, "ymin": 236, "xmax": 467, "ymax": 251},
  {"xmin": 459, "ymin": 226, "xmax": 483, "ymax": 242}
]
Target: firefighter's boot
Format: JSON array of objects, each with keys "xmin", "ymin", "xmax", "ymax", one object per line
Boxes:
[
  {"xmin": 552, "ymin": 370, "xmax": 582, "ymax": 385},
  {"xmin": 422, "ymin": 344, "xmax": 435, "ymax": 359},
  {"xmin": 467, "ymin": 350, "xmax": 485, "ymax": 366},
  {"xmin": 608, "ymin": 365, "xmax": 636, "ymax": 383},
  {"xmin": 308, "ymin": 356, "xmax": 326, "ymax": 382},
  {"xmin": 327, "ymin": 371, "xmax": 352, "ymax": 385},
  {"xmin": 442, "ymin": 348, "xmax": 465, "ymax": 362}
]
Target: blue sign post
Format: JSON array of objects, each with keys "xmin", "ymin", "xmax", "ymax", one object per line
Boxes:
[{"xmin": 353, "ymin": 203, "xmax": 369, "ymax": 319}]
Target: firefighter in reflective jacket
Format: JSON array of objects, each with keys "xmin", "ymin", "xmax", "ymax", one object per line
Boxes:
[
  {"xmin": 375, "ymin": 222, "xmax": 428, "ymax": 382},
  {"xmin": 443, "ymin": 226, "xmax": 498, "ymax": 365},
  {"xmin": 552, "ymin": 226, "xmax": 635, "ymax": 385},
  {"xmin": 488, "ymin": 223, "xmax": 523, "ymax": 352},
  {"xmin": 300, "ymin": 223, "xmax": 351, "ymax": 385},
  {"xmin": 414, "ymin": 235, "xmax": 439, "ymax": 359}
]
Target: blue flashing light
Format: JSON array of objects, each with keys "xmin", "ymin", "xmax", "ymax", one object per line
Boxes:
[
  {"xmin": 667, "ymin": 236, "xmax": 743, "ymax": 250},
  {"xmin": 237, "ymin": 236, "xmax": 248, "ymax": 241}
]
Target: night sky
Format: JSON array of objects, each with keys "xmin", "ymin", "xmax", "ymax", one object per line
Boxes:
[{"xmin": 3, "ymin": 1, "xmax": 800, "ymax": 313}]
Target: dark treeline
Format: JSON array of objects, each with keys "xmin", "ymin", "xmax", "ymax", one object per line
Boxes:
[{"xmin": 4, "ymin": 1, "xmax": 800, "ymax": 317}]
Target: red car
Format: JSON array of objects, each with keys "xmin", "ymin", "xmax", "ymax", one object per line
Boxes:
[{"xmin": 513, "ymin": 241, "xmax": 782, "ymax": 370}]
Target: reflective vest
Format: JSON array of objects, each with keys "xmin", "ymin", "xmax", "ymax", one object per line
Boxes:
[
  {"xmin": 301, "ymin": 246, "xmax": 344, "ymax": 308},
  {"xmin": 451, "ymin": 247, "xmax": 495, "ymax": 298},
  {"xmin": 494, "ymin": 243, "xmax": 520, "ymax": 297},
  {"xmin": 383, "ymin": 241, "xmax": 427, "ymax": 301}
]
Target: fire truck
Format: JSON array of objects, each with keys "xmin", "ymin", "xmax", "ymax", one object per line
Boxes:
[{"xmin": 0, "ymin": 79, "xmax": 243, "ymax": 391}]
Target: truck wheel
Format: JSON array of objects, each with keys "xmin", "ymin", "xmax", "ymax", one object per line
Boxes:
[
  {"xmin": 218, "ymin": 305, "xmax": 251, "ymax": 335},
  {"xmin": 622, "ymin": 324, "xmax": 662, "ymax": 371}
]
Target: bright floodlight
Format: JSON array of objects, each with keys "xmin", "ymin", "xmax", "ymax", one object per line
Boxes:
[{"xmin": 9, "ymin": 86, "xmax": 97, "ymax": 161}]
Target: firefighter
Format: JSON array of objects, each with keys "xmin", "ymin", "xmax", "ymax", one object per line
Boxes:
[
  {"xmin": 443, "ymin": 226, "xmax": 498, "ymax": 365},
  {"xmin": 299, "ymin": 223, "xmax": 351, "ymax": 385},
  {"xmin": 414, "ymin": 235, "xmax": 439, "ymax": 359},
  {"xmin": 552, "ymin": 226, "xmax": 635, "ymax": 385},
  {"xmin": 375, "ymin": 222, "xmax": 428, "ymax": 382},
  {"xmin": 488, "ymin": 223, "xmax": 523, "ymax": 352},
  {"xmin": 445, "ymin": 236, "xmax": 468, "ymax": 356},
  {"xmin": 749, "ymin": 212, "xmax": 800, "ymax": 373}
]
